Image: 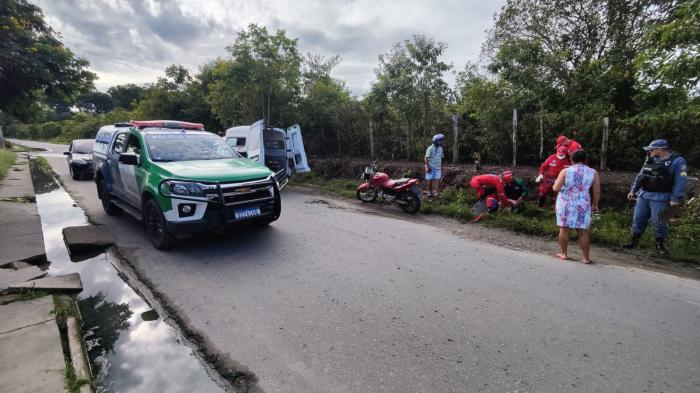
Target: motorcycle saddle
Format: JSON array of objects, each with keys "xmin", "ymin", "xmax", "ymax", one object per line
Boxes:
[{"xmin": 387, "ymin": 178, "xmax": 412, "ymax": 188}]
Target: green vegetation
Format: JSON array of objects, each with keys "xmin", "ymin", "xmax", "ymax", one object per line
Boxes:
[
  {"xmin": 3, "ymin": 1, "xmax": 697, "ymax": 170},
  {"xmin": 0, "ymin": 150, "xmax": 16, "ymax": 181},
  {"xmin": 64, "ymin": 363, "xmax": 91, "ymax": 393},
  {"xmin": 17, "ymin": 288, "xmax": 50, "ymax": 300},
  {"xmin": 292, "ymin": 175, "xmax": 700, "ymax": 263},
  {"xmin": 0, "ymin": 0, "xmax": 95, "ymax": 123}
]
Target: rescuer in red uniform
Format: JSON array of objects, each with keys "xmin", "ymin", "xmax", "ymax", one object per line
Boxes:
[
  {"xmin": 470, "ymin": 172, "xmax": 511, "ymax": 214},
  {"xmin": 556, "ymin": 135, "xmax": 582, "ymax": 156},
  {"xmin": 536, "ymin": 145, "xmax": 570, "ymax": 206}
]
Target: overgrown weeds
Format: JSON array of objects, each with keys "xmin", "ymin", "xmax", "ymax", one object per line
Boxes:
[
  {"xmin": 64, "ymin": 363, "xmax": 91, "ymax": 393},
  {"xmin": 17, "ymin": 289, "xmax": 50, "ymax": 300},
  {"xmin": 0, "ymin": 149, "xmax": 16, "ymax": 181}
]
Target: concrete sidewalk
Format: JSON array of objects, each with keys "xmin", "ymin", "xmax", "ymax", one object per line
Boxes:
[
  {"xmin": 0, "ymin": 154, "xmax": 46, "ymax": 267},
  {"xmin": 0, "ymin": 151, "xmax": 69, "ymax": 393},
  {"xmin": 0, "ymin": 296, "xmax": 66, "ymax": 393}
]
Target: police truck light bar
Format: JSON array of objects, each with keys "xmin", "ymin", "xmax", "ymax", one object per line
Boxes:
[{"xmin": 130, "ymin": 120, "xmax": 205, "ymax": 130}]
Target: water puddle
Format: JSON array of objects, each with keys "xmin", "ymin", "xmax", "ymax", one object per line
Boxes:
[{"xmin": 30, "ymin": 160, "xmax": 227, "ymax": 393}]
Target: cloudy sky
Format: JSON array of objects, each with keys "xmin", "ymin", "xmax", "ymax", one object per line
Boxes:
[{"xmin": 33, "ymin": 0, "xmax": 506, "ymax": 95}]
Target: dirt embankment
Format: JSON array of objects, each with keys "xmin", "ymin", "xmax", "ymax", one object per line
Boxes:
[{"xmin": 309, "ymin": 157, "xmax": 698, "ymax": 209}]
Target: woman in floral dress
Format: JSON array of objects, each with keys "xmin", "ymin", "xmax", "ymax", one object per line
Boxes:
[{"xmin": 552, "ymin": 150, "xmax": 601, "ymax": 263}]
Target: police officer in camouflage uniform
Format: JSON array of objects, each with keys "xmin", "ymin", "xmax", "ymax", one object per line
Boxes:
[{"xmin": 623, "ymin": 139, "xmax": 689, "ymax": 257}]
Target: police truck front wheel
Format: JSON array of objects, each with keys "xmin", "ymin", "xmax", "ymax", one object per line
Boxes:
[
  {"xmin": 144, "ymin": 199, "xmax": 175, "ymax": 250},
  {"xmin": 98, "ymin": 178, "xmax": 122, "ymax": 215}
]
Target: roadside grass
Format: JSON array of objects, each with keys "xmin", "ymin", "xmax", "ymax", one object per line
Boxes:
[
  {"xmin": 0, "ymin": 149, "xmax": 16, "ymax": 181},
  {"xmin": 64, "ymin": 363, "xmax": 91, "ymax": 393},
  {"xmin": 17, "ymin": 289, "xmax": 50, "ymax": 300},
  {"xmin": 291, "ymin": 174, "xmax": 700, "ymax": 263}
]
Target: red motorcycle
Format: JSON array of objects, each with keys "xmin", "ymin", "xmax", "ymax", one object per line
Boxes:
[{"xmin": 356, "ymin": 161, "xmax": 421, "ymax": 213}]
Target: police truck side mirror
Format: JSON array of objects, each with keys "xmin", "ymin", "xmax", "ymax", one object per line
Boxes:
[
  {"xmin": 118, "ymin": 153, "xmax": 139, "ymax": 166},
  {"xmin": 63, "ymin": 151, "xmax": 71, "ymax": 156}
]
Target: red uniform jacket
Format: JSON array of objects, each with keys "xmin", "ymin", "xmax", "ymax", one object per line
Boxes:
[
  {"xmin": 557, "ymin": 139, "xmax": 582, "ymax": 156},
  {"xmin": 470, "ymin": 174, "xmax": 510, "ymax": 206},
  {"xmin": 539, "ymin": 154, "xmax": 569, "ymax": 179}
]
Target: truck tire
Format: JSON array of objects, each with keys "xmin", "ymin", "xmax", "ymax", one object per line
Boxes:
[
  {"xmin": 144, "ymin": 199, "xmax": 175, "ymax": 250},
  {"xmin": 98, "ymin": 178, "xmax": 122, "ymax": 215}
]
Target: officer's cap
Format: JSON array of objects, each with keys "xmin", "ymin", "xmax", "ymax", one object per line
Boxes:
[{"xmin": 643, "ymin": 139, "xmax": 669, "ymax": 151}]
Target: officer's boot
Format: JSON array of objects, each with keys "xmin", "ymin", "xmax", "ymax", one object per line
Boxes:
[
  {"xmin": 655, "ymin": 238, "xmax": 670, "ymax": 258},
  {"xmin": 622, "ymin": 233, "xmax": 641, "ymax": 249}
]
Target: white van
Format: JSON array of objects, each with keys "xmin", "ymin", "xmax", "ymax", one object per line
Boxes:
[{"xmin": 225, "ymin": 120, "xmax": 310, "ymax": 188}]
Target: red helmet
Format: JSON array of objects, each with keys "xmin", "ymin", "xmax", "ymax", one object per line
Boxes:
[
  {"xmin": 502, "ymin": 170, "xmax": 513, "ymax": 183},
  {"xmin": 557, "ymin": 146, "xmax": 568, "ymax": 156},
  {"xmin": 556, "ymin": 135, "xmax": 568, "ymax": 146}
]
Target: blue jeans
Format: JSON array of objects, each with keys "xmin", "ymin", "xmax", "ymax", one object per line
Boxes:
[{"xmin": 632, "ymin": 196, "xmax": 670, "ymax": 239}]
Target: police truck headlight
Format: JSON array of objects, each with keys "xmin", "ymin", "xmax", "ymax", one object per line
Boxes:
[
  {"xmin": 73, "ymin": 159, "xmax": 87, "ymax": 165},
  {"xmin": 159, "ymin": 180, "xmax": 206, "ymax": 200}
]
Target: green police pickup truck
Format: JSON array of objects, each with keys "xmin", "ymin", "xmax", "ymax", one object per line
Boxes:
[{"xmin": 92, "ymin": 120, "xmax": 284, "ymax": 249}]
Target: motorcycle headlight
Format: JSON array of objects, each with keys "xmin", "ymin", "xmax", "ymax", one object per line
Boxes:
[{"xmin": 159, "ymin": 180, "xmax": 206, "ymax": 199}]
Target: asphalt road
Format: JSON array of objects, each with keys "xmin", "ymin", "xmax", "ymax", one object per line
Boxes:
[{"xmin": 13, "ymin": 139, "xmax": 700, "ymax": 393}]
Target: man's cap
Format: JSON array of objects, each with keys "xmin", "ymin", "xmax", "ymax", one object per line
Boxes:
[{"xmin": 643, "ymin": 139, "xmax": 670, "ymax": 151}]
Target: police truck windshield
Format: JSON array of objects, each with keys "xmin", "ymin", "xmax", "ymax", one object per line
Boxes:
[{"xmin": 145, "ymin": 133, "xmax": 240, "ymax": 162}]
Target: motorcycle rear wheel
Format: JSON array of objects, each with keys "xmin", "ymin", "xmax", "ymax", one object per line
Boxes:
[
  {"xmin": 399, "ymin": 191, "xmax": 420, "ymax": 213},
  {"xmin": 357, "ymin": 188, "xmax": 378, "ymax": 202}
]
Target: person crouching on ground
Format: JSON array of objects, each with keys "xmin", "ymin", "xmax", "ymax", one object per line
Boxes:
[
  {"xmin": 552, "ymin": 150, "xmax": 601, "ymax": 263},
  {"xmin": 424, "ymin": 133, "xmax": 445, "ymax": 198},
  {"xmin": 470, "ymin": 172, "xmax": 512, "ymax": 216},
  {"xmin": 536, "ymin": 146, "xmax": 570, "ymax": 206},
  {"xmin": 502, "ymin": 170, "xmax": 528, "ymax": 210},
  {"xmin": 623, "ymin": 139, "xmax": 688, "ymax": 257}
]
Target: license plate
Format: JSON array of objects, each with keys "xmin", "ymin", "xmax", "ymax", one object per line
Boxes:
[{"xmin": 233, "ymin": 206, "xmax": 261, "ymax": 220}]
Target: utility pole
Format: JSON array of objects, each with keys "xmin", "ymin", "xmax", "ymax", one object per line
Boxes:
[
  {"xmin": 600, "ymin": 117, "xmax": 610, "ymax": 171},
  {"xmin": 512, "ymin": 108, "xmax": 518, "ymax": 167},
  {"xmin": 451, "ymin": 115, "xmax": 459, "ymax": 163}
]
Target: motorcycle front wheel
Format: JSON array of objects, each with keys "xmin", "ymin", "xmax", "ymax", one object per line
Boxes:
[
  {"xmin": 357, "ymin": 188, "xmax": 378, "ymax": 202},
  {"xmin": 398, "ymin": 191, "xmax": 420, "ymax": 213}
]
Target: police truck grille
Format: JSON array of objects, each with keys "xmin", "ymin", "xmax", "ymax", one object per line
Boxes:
[{"xmin": 204, "ymin": 179, "xmax": 274, "ymax": 206}]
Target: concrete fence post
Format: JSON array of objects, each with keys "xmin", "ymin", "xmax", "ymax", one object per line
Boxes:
[
  {"xmin": 512, "ymin": 108, "xmax": 518, "ymax": 167},
  {"xmin": 451, "ymin": 114, "xmax": 459, "ymax": 164},
  {"xmin": 600, "ymin": 116, "xmax": 610, "ymax": 171}
]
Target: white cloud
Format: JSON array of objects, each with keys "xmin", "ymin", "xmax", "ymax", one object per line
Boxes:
[{"xmin": 32, "ymin": 0, "xmax": 506, "ymax": 95}]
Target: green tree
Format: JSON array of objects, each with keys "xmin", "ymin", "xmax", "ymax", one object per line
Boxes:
[
  {"xmin": 107, "ymin": 84, "xmax": 146, "ymax": 110},
  {"xmin": 299, "ymin": 54, "xmax": 361, "ymax": 155},
  {"xmin": 132, "ymin": 65, "xmax": 192, "ymax": 121},
  {"xmin": 208, "ymin": 24, "xmax": 302, "ymax": 127},
  {"xmin": 369, "ymin": 35, "xmax": 452, "ymax": 160},
  {"xmin": 76, "ymin": 91, "xmax": 113, "ymax": 114},
  {"xmin": 0, "ymin": 0, "xmax": 95, "ymax": 121}
]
